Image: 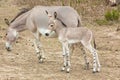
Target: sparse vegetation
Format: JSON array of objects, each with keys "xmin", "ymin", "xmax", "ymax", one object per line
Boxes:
[
  {"xmin": 0, "ymin": 0, "xmax": 120, "ymax": 79},
  {"xmin": 95, "ymin": 19, "xmax": 109, "ymax": 26},
  {"xmin": 95, "ymin": 9, "xmax": 120, "ymax": 25},
  {"xmin": 105, "ymin": 9, "xmax": 120, "ymax": 21}
]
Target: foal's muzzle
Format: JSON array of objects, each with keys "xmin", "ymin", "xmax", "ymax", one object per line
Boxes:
[{"xmin": 45, "ymin": 33, "xmax": 49, "ymax": 36}]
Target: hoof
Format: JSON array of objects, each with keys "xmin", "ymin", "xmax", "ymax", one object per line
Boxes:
[
  {"xmin": 61, "ymin": 67, "xmax": 65, "ymax": 71},
  {"xmin": 96, "ymin": 70, "xmax": 100, "ymax": 73},
  {"xmin": 97, "ymin": 68, "xmax": 100, "ymax": 72},
  {"xmin": 39, "ymin": 57, "xmax": 46, "ymax": 63},
  {"xmin": 66, "ymin": 71, "xmax": 70, "ymax": 73},
  {"xmin": 92, "ymin": 68, "xmax": 97, "ymax": 73},
  {"xmin": 66, "ymin": 68, "xmax": 70, "ymax": 73},
  {"xmin": 39, "ymin": 59, "xmax": 43, "ymax": 63},
  {"xmin": 38, "ymin": 55, "xmax": 45, "ymax": 63},
  {"xmin": 92, "ymin": 71, "xmax": 97, "ymax": 73}
]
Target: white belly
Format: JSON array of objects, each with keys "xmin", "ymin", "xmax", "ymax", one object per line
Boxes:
[
  {"xmin": 59, "ymin": 37, "xmax": 80, "ymax": 44},
  {"xmin": 68, "ymin": 39, "xmax": 80, "ymax": 44}
]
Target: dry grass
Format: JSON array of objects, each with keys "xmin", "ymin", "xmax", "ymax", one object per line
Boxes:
[{"xmin": 0, "ymin": 0, "xmax": 120, "ymax": 80}]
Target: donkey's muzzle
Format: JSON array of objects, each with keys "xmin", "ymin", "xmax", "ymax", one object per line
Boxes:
[
  {"xmin": 45, "ymin": 33, "xmax": 49, "ymax": 36},
  {"xmin": 6, "ymin": 47, "xmax": 11, "ymax": 51}
]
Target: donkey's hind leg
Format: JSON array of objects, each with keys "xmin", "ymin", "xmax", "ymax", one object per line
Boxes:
[
  {"xmin": 81, "ymin": 41, "xmax": 98, "ymax": 73},
  {"xmin": 33, "ymin": 31, "xmax": 45, "ymax": 63},
  {"xmin": 80, "ymin": 47, "xmax": 89, "ymax": 70},
  {"xmin": 90, "ymin": 47, "xmax": 100, "ymax": 72}
]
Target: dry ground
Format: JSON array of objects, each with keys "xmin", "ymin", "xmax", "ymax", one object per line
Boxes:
[{"xmin": 0, "ymin": 0, "xmax": 120, "ymax": 80}]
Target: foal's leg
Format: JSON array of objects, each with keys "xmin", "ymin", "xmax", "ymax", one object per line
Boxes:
[
  {"xmin": 61, "ymin": 44, "xmax": 67, "ymax": 71},
  {"xmin": 90, "ymin": 47, "xmax": 101, "ymax": 72},
  {"xmin": 62, "ymin": 42, "xmax": 71, "ymax": 73},
  {"xmin": 81, "ymin": 41, "xmax": 98, "ymax": 73},
  {"xmin": 65, "ymin": 43, "xmax": 71, "ymax": 73},
  {"xmin": 94, "ymin": 49, "xmax": 101, "ymax": 72},
  {"xmin": 33, "ymin": 31, "xmax": 45, "ymax": 63},
  {"xmin": 80, "ymin": 47, "xmax": 89, "ymax": 70}
]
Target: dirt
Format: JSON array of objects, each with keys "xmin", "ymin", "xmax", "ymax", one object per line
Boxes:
[{"xmin": 0, "ymin": 0, "xmax": 120, "ymax": 80}]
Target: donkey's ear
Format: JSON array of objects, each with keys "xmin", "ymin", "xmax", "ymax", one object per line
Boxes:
[
  {"xmin": 45, "ymin": 10, "xmax": 48, "ymax": 15},
  {"xmin": 4, "ymin": 18, "xmax": 10, "ymax": 26},
  {"xmin": 54, "ymin": 12, "xmax": 57, "ymax": 19}
]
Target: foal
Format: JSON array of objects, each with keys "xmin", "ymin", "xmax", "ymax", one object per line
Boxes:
[{"xmin": 45, "ymin": 12, "xmax": 101, "ymax": 73}]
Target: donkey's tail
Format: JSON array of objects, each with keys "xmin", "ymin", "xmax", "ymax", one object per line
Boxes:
[
  {"xmin": 77, "ymin": 14, "xmax": 82, "ymax": 27},
  {"xmin": 93, "ymin": 37, "xmax": 97, "ymax": 49}
]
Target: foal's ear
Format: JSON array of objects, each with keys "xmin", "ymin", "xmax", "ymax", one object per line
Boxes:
[
  {"xmin": 54, "ymin": 12, "xmax": 57, "ymax": 19},
  {"xmin": 4, "ymin": 18, "xmax": 10, "ymax": 26},
  {"xmin": 45, "ymin": 10, "xmax": 48, "ymax": 15}
]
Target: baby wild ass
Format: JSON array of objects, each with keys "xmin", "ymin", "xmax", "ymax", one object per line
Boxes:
[{"xmin": 45, "ymin": 11, "xmax": 101, "ymax": 73}]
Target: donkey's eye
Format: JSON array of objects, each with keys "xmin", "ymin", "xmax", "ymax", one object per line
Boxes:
[
  {"xmin": 50, "ymin": 24, "xmax": 54, "ymax": 27},
  {"xmin": 6, "ymin": 33, "xmax": 7, "ymax": 36}
]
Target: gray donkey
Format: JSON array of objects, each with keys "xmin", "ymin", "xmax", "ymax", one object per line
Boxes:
[
  {"xmin": 4, "ymin": 6, "xmax": 82, "ymax": 62},
  {"xmin": 45, "ymin": 11, "xmax": 101, "ymax": 73}
]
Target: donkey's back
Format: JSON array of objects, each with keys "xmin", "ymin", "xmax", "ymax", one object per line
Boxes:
[
  {"xmin": 59, "ymin": 27, "xmax": 92, "ymax": 44},
  {"xmin": 30, "ymin": 6, "xmax": 81, "ymax": 28}
]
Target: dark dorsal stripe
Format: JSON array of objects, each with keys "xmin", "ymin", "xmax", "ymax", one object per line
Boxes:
[
  {"xmin": 56, "ymin": 18, "xmax": 67, "ymax": 27},
  {"xmin": 10, "ymin": 8, "xmax": 30, "ymax": 23}
]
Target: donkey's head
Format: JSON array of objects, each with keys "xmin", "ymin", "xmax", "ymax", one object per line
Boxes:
[
  {"xmin": 4, "ymin": 18, "xmax": 18, "ymax": 51},
  {"xmin": 45, "ymin": 11, "xmax": 58, "ymax": 36}
]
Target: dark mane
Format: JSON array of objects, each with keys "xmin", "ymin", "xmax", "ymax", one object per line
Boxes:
[
  {"xmin": 56, "ymin": 18, "xmax": 67, "ymax": 27},
  {"xmin": 10, "ymin": 8, "xmax": 30, "ymax": 23}
]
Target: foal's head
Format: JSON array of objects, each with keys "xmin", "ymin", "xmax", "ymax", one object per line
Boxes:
[
  {"xmin": 4, "ymin": 18, "xmax": 18, "ymax": 51},
  {"xmin": 45, "ymin": 11, "xmax": 58, "ymax": 36}
]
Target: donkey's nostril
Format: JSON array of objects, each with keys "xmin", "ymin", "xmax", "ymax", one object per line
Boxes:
[
  {"xmin": 45, "ymin": 33, "xmax": 49, "ymax": 36},
  {"xmin": 6, "ymin": 47, "xmax": 11, "ymax": 51}
]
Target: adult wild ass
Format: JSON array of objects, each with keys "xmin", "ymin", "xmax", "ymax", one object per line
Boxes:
[
  {"xmin": 45, "ymin": 11, "xmax": 101, "ymax": 73},
  {"xmin": 4, "ymin": 6, "xmax": 82, "ymax": 62}
]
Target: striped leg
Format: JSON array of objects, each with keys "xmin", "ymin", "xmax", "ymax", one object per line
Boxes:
[
  {"xmin": 81, "ymin": 47, "xmax": 89, "ymax": 70},
  {"xmin": 91, "ymin": 48, "xmax": 97, "ymax": 73},
  {"xmin": 62, "ymin": 42, "xmax": 71, "ymax": 73},
  {"xmin": 95, "ymin": 50, "xmax": 101, "ymax": 72},
  {"xmin": 89, "ymin": 47, "xmax": 101, "ymax": 72},
  {"xmin": 33, "ymin": 39, "xmax": 41, "ymax": 59},
  {"xmin": 65, "ymin": 43, "xmax": 71, "ymax": 73},
  {"xmin": 33, "ymin": 31, "xmax": 45, "ymax": 63},
  {"xmin": 81, "ymin": 41, "xmax": 97, "ymax": 73},
  {"xmin": 66, "ymin": 52, "xmax": 71, "ymax": 73},
  {"xmin": 61, "ymin": 44, "xmax": 67, "ymax": 71}
]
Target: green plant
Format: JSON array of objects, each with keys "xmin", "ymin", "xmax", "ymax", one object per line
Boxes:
[
  {"xmin": 105, "ymin": 9, "xmax": 120, "ymax": 21},
  {"xmin": 95, "ymin": 19, "xmax": 109, "ymax": 26},
  {"xmin": 117, "ymin": 5, "xmax": 120, "ymax": 12}
]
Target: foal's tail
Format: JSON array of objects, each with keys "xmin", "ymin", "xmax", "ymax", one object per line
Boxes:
[{"xmin": 93, "ymin": 37, "xmax": 97, "ymax": 49}]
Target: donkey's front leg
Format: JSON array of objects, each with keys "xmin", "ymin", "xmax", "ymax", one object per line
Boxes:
[{"xmin": 33, "ymin": 31, "xmax": 45, "ymax": 63}]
